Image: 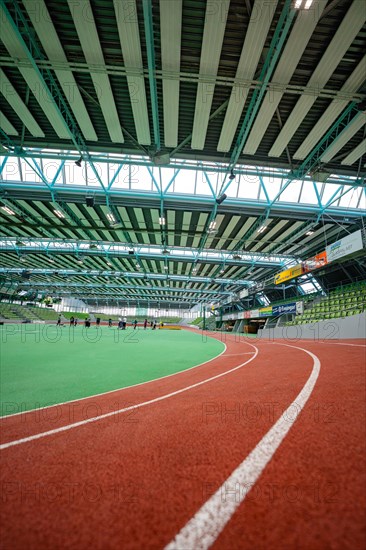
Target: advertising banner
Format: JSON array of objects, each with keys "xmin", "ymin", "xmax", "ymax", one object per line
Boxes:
[
  {"xmin": 244, "ymin": 311, "xmax": 251, "ymax": 319},
  {"xmin": 326, "ymin": 230, "xmax": 363, "ymax": 263},
  {"xmin": 251, "ymin": 309, "xmax": 260, "ymax": 318},
  {"xmin": 302, "ymin": 250, "xmax": 328, "ymax": 273},
  {"xmin": 274, "ymin": 264, "xmax": 303, "ymax": 285},
  {"xmin": 259, "ymin": 306, "xmax": 272, "ymax": 317},
  {"xmin": 272, "ymin": 302, "xmax": 296, "ymax": 316},
  {"xmin": 296, "ymin": 301, "xmax": 304, "ymax": 314}
]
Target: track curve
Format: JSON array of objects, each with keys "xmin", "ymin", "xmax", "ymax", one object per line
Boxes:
[{"xmin": 1, "ymin": 333, "xmax": 365, "ymax": 550}]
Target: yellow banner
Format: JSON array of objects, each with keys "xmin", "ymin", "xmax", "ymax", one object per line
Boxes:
[{"xmin": 274, "ymin": 264, "xmax": 303, "ymax": 285}]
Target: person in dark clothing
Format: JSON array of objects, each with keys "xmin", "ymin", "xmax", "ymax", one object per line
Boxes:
[
  {"xmin": 70, "ymin": 316, "xmax": 74, "ymax": 326},
  {"xmin": 143, "ymin": 318, "xmax": 148, "ymax": 330},
  {"xmin": 133, "ymin": 319, "xmax": 138, "ymax": 330},
  {"xmin": 96, "ymin": 317, "xmax": 101, "ymax": 328},
  {"xmin": 57, "ymin": 314, "xmax": 62, "ymax": 326},
  {"xmin": 74, "ymin": 317, "xmax": 78, "ymax": 326},
  {"xmin": 108, "ymin": 318, "xmax": 113, "ymax": 328}
]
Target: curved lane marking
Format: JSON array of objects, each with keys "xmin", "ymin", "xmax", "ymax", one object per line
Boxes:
[
  {"xmin": 164, "ymin": 342, "xmax": 321, "ymax": 550},
  {"xmin": 0, "ymin": 343, "xmax": 258, "ymax": 450}
]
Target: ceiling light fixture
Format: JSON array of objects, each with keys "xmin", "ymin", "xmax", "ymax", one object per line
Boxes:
[
  {"xmin": 1, "ymin": 206, "xmax": 16, "ymax": 215},
  {"xmin": 54, "ymin": 209, "xmax": 66, "ymax": 219},
  {"xmin": 159, "ymin": 216, "xmax": 166, "ymax": 226},
  {"xmin": 216, "ymin": 193, "xmax": 227, "ymax": 204},
  {"xmin": 306, "ymin": 230, "xmax": 314, "ymax": 236},
  {"xmin": 257, "ymin": 225, "xmax": 266, "ymax": 234},
  {"xmin": 209, "ymin": 220, "xmax": 216, "ymax": 230},
  {"xmin": 228, "ymin": 171, "xmax": 235, "ymax": 181},
  {"xmin": 294, "ymin": 0, "xmax": 314, "ymax": 8},
  {"xmin": 75, "ymin": 156, "xmax": 82, "ymax": 167},
  {"xmin": 106, "ymin": 212, "xmax": 117, "ymax": 225}
]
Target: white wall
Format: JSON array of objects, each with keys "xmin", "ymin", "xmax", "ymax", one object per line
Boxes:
[{"xmin": 257, "ymin": 312, "xmax": 366, "ymax": 340}]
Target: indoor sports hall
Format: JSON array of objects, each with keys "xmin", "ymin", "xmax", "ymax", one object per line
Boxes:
[{"xmin": 0, "ymin": 1, "xmax": 365, "ymax": 549}]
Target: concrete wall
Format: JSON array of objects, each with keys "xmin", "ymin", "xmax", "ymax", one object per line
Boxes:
[{"xmin": 257, "ymin": 312, "xmax": 366, "ymax": 340}]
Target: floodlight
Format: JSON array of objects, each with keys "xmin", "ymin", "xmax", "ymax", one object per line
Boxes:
[{"xmin": 216, "ymin": 193, "xmax": 227, "ymax": 204}]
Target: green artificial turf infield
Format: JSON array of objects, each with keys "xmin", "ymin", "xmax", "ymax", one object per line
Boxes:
[{"xmin": 0, "ymin": 325, "xmax": 225, "ymax": 416}]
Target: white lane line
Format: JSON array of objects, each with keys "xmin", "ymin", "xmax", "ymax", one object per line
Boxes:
[
  {"xmin": 1, "ymin": 340, "xmax": 228, "ymax": 419},
  {"xmin": 0, "ymin": 344, "xmax": 259, "ymax": 450},
  {"xmin": 164, "ymin": 343, "xmax": 321, "ymax": 550}
]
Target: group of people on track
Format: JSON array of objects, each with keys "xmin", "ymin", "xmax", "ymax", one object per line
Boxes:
[{"xmin": 56, "ymin": 315, "xmax": 163, "ymax": 330}]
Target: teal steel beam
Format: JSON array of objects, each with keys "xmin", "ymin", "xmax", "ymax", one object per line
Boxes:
[
  {"xmin": 163, "ymin": 168, "xmax": 180, "ymax": 194},
  {"xmin": 26, "ymin": 157, "xmax": 55, "ymax": 199},
  {"xmin": 147, "ymin": 166, "xmax": 161, "ymax": 195},
  {"xmin": 15, "ymin": 279, "xmax": 229, "ymax": 296},
  {"xmin": 51, "ymin": 160, "xmax": 65, "ymax": 187},
  {"xmin": 195, "ymin": 203, "xmax": 218, "ymax": 258},
  {"xmin": 0, "ymin": 156, "xmax": 8, "ymax": 174},
  {"xmin": 108, "ymin": 165, "xmax": 123, "ymax": 190},
  {"xmin": 229, "ymin": 0, "xmax": 296, "ymax": 170},
  {"xmin": 0, "ymin": 238, "xmax": 291, "ymax": 266},
  {"xmin": 246, "ymin": 103, "xmax": 366, "ymax": 223},
  {"xmin": 320, "ymin": 185, "xmax": 357, "ymax": 212},
  {"xmin": 313, "ymin": 181, "xmax": 322, "ymax": 208},
  {"xmin": 142, "ymin": 0, "xmax": 160, "ymax": 151},
  {"xmin": 271, "ymin": 102, "xmax": 361, "ymax": 206},
  {"xmin": 0, "ymin": 181, "xmax": 363, "ymax": 220},
  {"xmin": 257, "ymin": 170, "xmax": 270, "ymax": 205},
  {"xmin": 203, "ymin": 171, "xmax": 216, "ymax": 199},
  {"xmin": 319, "ymin": 185, "xmax": 344, "ymax": 214},
  {"xmin": 1, "ymin": 147, "xmax": 364, "ymax": 186},
  {"xmin": 0, "ymin": 267, "xmax": 248, "ymax": 289},
  {"xmin": 87, "ymin": 161, "xmax": 107, "ymax": 194},
  {"xmin": 219, "ymin": 174, "xmax": 237, "ymax": 197}
]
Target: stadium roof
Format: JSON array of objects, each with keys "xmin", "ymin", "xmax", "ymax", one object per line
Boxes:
[{"xmin": 0, "ymin": 0, "xmax": 365, "ymax": 308}]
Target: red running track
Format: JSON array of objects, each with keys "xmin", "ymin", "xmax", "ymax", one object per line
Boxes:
[{"xmin": 0, "ymin": 332, "xmax": 365, "ymax": 549}]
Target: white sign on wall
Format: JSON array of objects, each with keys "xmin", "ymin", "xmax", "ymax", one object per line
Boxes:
[{"xmin": 326, "ymin": 230, "xmax": 363, "ymax": 263}]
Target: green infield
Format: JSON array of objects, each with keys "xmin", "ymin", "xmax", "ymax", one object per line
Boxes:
[{"xmin": 0, "ymin": 325, "xmax": 225, "ymax": 416}]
